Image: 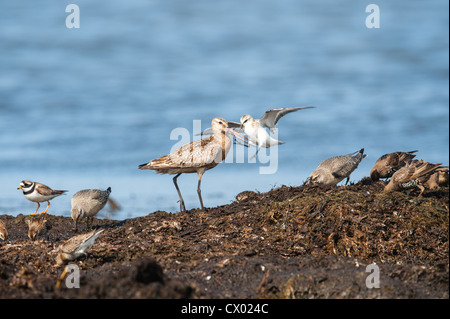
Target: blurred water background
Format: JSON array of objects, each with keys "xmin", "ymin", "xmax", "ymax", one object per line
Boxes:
[{"xmin": 0, "ymin": 0, "xmax": 448, "ymax": 219}]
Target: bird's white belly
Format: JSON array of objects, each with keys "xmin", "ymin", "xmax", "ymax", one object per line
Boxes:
[
  {"xmin": 256, "ymin": 128, "xmax": 274, "ymax": 148},
  {"xmin": 24, "ymin": 192, "xmax": 53, "ymax": 202},
  {"xmin": 245, "ymin": 126, "xmax": 271, "ymax": 147}
]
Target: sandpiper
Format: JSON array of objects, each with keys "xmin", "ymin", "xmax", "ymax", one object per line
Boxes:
[
  {"xmin": 309, "ymin": 148, "xmax": 367, "ymax": 186},
  {"xmin": 71, "ymin": 187, "xmax": 112, "ymax": 232},
  {"xmin": 26, "ymin": 217, "xmax": 48, "ymax": 241},
  {"xmin": 55, "ymin": 229, "xmax": 104, "ymax": 265},
  {"xmin": 234, "ymin": 106, "xmax": 314, "ymax": 146},
  {"xmin": 18, "ymin": 180, "xmax": 67, "ymax": 215},
  {"xmin": 384, "ymin": 159, "xmax": 443, "ymax": 196},
  {"xmin": 199, "ymin": 107, "xmax": 313, "ymax": 153},
  {"xmin": 139, "ymin": 117, "xmax": 247, "ymax": 212},
  {"xmin": 0, "ymin": 220, "xmax": 7, "ymax": 241},
  {"xmin": 423, "ymin": 166, "xmax": 449, "ymax": 190},
  {"xmin": 370, "ymin": 150, "xmax": 418, "ymax": 181}
]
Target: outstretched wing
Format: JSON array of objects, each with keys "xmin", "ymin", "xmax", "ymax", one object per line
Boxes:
[{"xmin": 259, "ymin": 106, "xmax": 314, "ymax": 131}]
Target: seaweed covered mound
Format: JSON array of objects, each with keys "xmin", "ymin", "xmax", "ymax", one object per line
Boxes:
[{"xmin": 0, "ymin": 179, "xmax": 448, "ymax": 298}]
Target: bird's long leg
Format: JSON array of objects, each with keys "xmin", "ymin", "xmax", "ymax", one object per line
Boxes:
[
  {"xmin": 73, "ymin": 218, "xmax": 79, "ymax": 233},
  {"xmin": 250, "ymin": 146, "xmax": 261, "ymax": 161},
  {"xmin": 417, "ymin": 184, "xmax": 425, "ymax": 197},
  {"xmin": 233, "ymin": 137, "xmax": 249, "ymax": 148},
  {"xmin": 173, "ymin": 173, "xmax": 186, "ymax": 212},
  {"xmin": 197, "ymin": 170, "xmax": 205, "ymax": 210},
  {"xmin": 56, "ymin": 265, "xmax": 69, "ymax": 289},
  {"xmin": 31, "ymin": 203, "xmax": 41, "ymax": 216},
  {"xmin": 39, "ymin": 201, "xmax": 50, "ymax": 215}
]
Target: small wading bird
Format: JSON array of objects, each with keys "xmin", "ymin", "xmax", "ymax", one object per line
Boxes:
[
  {"xmin": 423, "ymin": 166, "xmax": 449, "ymax": 190},
  {"xmin": 0, "ymin": 220, "xmax": 7, "ymax": 241},
  {"xmin": 309, "ymin": 148, "xmax": 367, "ymax": 186},
  {"xmin": 18, "ymin": 180, "xmax": 67, "ymax": 215},
  {"xmin": 55, "ymin": 228, "xmax": 104, "ymax": 266},
  {"xmin": 71, "ymin": 187, "xmax": 112, "ymax": 232},
  {"xmin": 139, "ymin": 117, "xmax": 247, "ymax": 212},
  {"xmin": 199, "ymin": 107, "xmax": 314, "ymax": 156},
  {"xmin": 26, "ymin": 217, "xmax": 48, "ymax": 241},
  {"xmin": 384, "ymin": 159, "xmax": 443, "ymax": 196},
  {"xmin": 370, "ymin": 150, "xmax": 418, "ymax": 181}
]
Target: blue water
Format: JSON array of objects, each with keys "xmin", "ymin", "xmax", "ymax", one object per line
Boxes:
[{"xmin": 0, "ymin": 0, "xmax": 448, "ymax": 219}]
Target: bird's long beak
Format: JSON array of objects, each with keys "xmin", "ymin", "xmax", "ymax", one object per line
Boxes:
[
  {"xmin": 225, "ymin": 127, "xmax": 248, "ymax": 144},
  {"xmin": 17, "ymin": 186, "xmax": 23, "ymax": 189}
]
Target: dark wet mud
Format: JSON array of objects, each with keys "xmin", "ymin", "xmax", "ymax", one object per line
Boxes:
[{"xmin": 1, "ymin": 179, "xmax": 448, "ymax": 299}]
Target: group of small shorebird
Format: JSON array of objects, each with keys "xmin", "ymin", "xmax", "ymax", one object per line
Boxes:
[{"xmin": 0, "ymin": 107, "xmax": 448, "ymax": 268}]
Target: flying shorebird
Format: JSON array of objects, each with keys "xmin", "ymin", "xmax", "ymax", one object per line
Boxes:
[
  {"xmin": 384, "ymin": 159, "xmax": 443, "ymax": 196},
  {"xmin": 309, "ymin": 148, "xmax": 367, "ymax": 186},
  {"xmin": 55, "ymin": 228, "xmax": 105, "ymax": 265},
  {"xmin": 232, "ymin": 106, "xmax": 314, "ymax": 146},
  {"xmin": 370, "ymin": 150, "xmax": 418, "ymax": 181},
  {"xmin": 71, "ymin": 187, "xmax": 112, "ymax": 232},
  {"xmin": 18, "ymin": 180, "xmax": 67, "ymax": 215},
  {"xmin": 138, "ymin": 117, "xmax": 247, "ymax": 212},
  {"xmin": 199, "ymin": 107, "xmax": 314, "ymax": 153}
]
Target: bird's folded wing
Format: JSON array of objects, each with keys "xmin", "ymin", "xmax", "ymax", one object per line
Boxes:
[
  {"xmin": 331, "ymin": 160, "xmax": 358, "ymax": 179},
  {"xmin": 162, "ymin": 139, "xmax": 223, "ymax": 167},
  {"xmin": 36, "ymin": 184, "xmax": 57, "ymax": 196}
]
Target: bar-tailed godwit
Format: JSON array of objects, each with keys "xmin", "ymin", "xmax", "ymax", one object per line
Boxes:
[{"xmin": 139, "ymin": 117, "xmax": 247, "ymax": 212}]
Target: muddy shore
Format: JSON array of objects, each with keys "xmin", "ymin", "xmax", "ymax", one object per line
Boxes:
[{"xmin": 0, "ymin": 178, "xmax": 448, "ymax": 299}]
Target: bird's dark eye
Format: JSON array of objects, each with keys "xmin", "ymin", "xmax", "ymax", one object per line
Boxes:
[
  {"xmin": 243, "ymin": 119, "xmax": 248, "ymax": 123},
  {"xmin": 218, "ymin": 121, "xmax": 223, "ymax": 124}
]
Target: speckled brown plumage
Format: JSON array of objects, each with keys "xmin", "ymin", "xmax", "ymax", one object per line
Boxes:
[
  {"xmin": 55, "ymin": 229, "xmax": 104, "ymax": 265},
  {"xmin": 370, "ymin": 150, "xmax": 418, "ymax": 181},
  {"xmin": 423, "ymin": 166, "xmax": 449, "ymax": 190},
  {"xmin": 384, "ymin": 159, "xmax": 443, "ymax": 195},
  {"xmin": 26, "ymin": 217, "xmax": 48, "ymax": 241},
  {"xmin": 138, "ymin": 117, "xmax": 246, "ymax": 212},
  {"xmin": 0, "ymin": 220, "xmax": 7, "ymax": 241}
]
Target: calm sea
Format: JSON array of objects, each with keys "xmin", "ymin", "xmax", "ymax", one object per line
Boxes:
[{"xmin": 0, "ymin": 0, "xmax": 448, "ymax": 219}]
